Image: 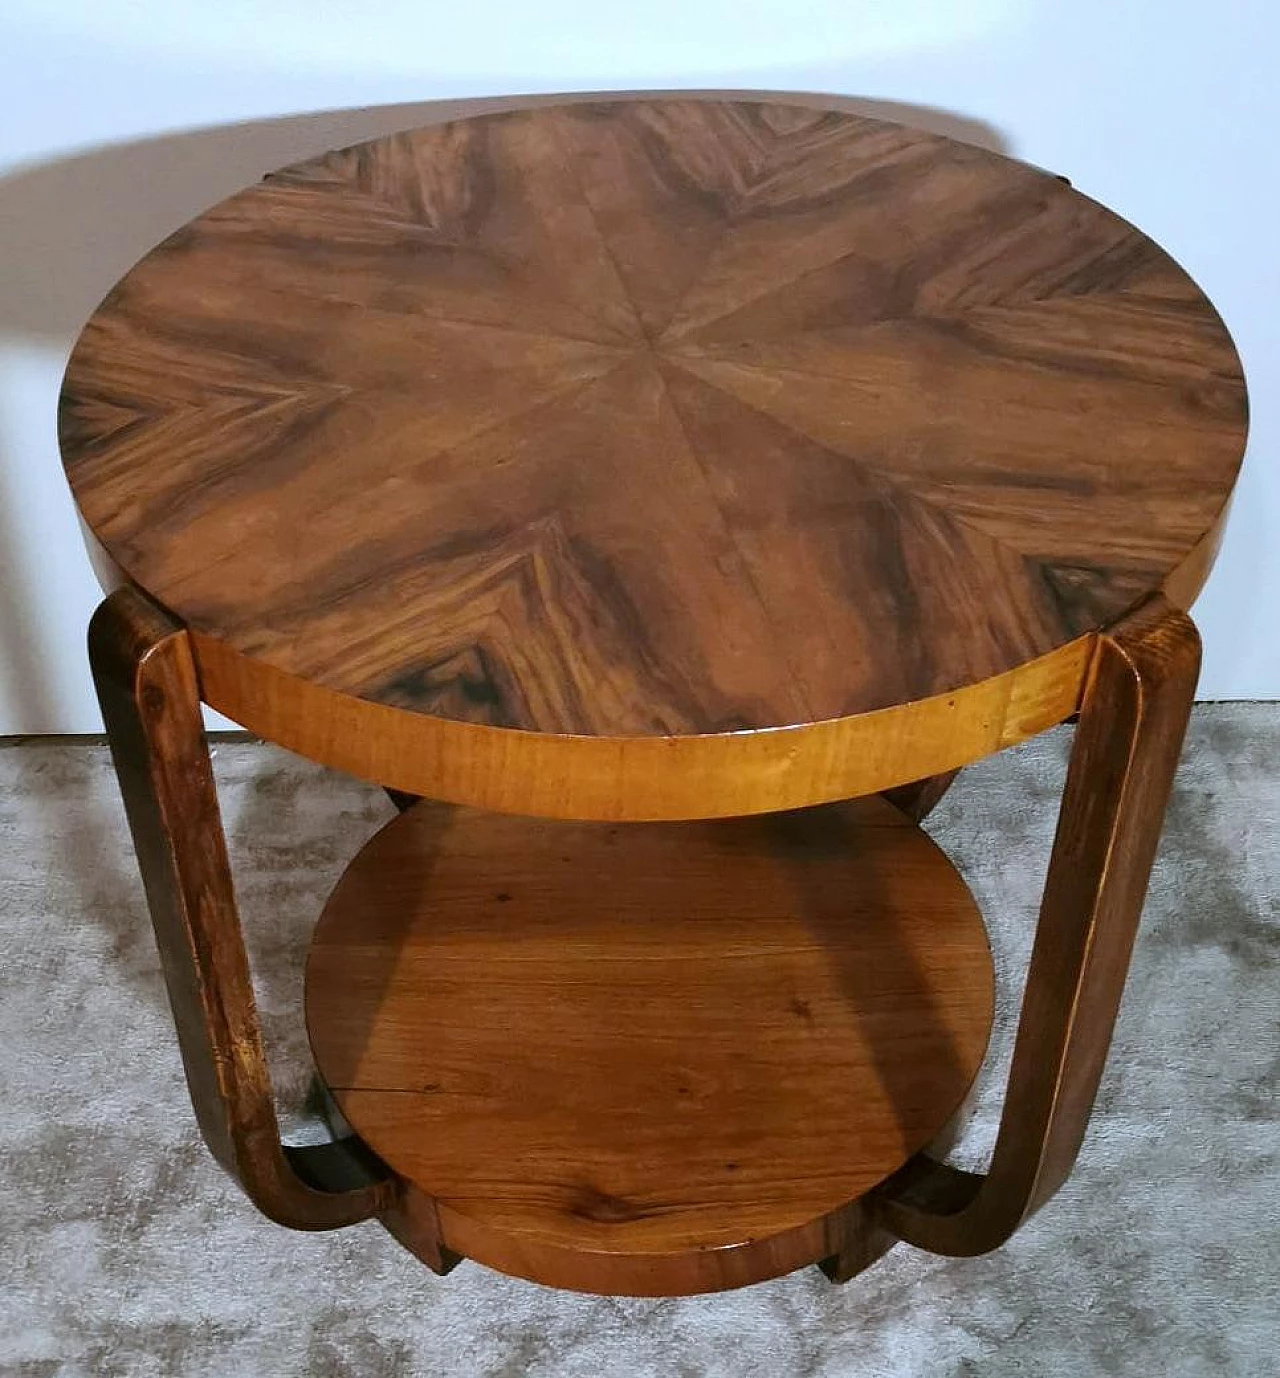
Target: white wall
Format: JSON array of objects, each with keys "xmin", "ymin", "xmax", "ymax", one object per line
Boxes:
[{"xmin": 1, "ymin": 0, "xmax": 1275, "ymax": 733}]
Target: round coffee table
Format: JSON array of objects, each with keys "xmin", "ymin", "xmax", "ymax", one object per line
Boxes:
[{"xmin": 62, "ymin": 96, "xmax": 1247, "ymax": 1296}]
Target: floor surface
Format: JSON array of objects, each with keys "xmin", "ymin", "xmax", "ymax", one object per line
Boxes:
[{"xmin": 1, "ymin": 706, "xmax": 1276, "ymax": 1376}]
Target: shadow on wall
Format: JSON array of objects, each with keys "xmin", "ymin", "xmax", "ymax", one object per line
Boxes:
[{"xmin": 0, "ymin": 90, "xmax": 1009, "ymax": 731}]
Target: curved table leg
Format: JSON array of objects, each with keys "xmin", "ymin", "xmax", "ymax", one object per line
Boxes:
[
  {"xmin": 824, "ymin": 597, "xmax": 1199, "ymax": 1278},
  {"xmin": 883, "ymin": 770, "xmax": 961, "ymax": 823},
  {"xmin": 873, "ymin": 598, "xmax": 1198, "ymax": 1258},
  {"xmin": 89, "ymin": 586, "xmax": 397, "ymax": 1232}
]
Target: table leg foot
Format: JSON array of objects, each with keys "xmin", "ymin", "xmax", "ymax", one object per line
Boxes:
[
  {"xmin": 882, "ymin": 770, "xmax": 961, "ymax": 822},
  {"xmin": 818, "ymin": 1202, "xmax": 897, "ymax": 1284}
]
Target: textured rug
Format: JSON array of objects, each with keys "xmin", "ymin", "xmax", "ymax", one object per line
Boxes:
[{"xmin": 1, "ymin": 706, "xmax": 1276, "ymax": 1377}]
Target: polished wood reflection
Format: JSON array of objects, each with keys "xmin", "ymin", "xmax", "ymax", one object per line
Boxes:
[
  {"xmin": 61, "ymin": 98, "xmax": 1245, "ymax": 814},
  {"xmin": 306, "ymin": 792, "xmax": 994, "ymax": 1294}
]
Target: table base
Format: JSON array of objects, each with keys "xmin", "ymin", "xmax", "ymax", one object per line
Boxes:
[
  {"xmin": 87, "ymin": 585, "xmax": 1200, "ymax": 1294},
  {"xmin": 304, "ymin": 796, "xmax": 995, "ymax": 1295}
]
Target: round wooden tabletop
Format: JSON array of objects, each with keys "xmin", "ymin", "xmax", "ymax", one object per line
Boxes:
[{"xmin": 61, "ymin": 97, "xmax": 1248, "ymax": 818}]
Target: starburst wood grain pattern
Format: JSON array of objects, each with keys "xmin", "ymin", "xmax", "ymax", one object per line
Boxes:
[{"xmin": 61, "ymin": 98, "xmax": 1247, "ymax": 818}]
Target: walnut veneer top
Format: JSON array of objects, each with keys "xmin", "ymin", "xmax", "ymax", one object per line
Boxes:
[{"xmin": 61, "ymin": 98, "xmax": 1246, "ymax": 758}]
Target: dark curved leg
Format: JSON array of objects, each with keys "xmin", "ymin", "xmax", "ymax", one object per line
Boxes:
[
  {"xmin": 90, "ymin": 585, "xmax": 395, "ymax": 1230},
  {"xmin": 817, "ymin": 1200, "xmax": 897, "ymax": 1283},
  {"xmin": 867, "ymin": 598, "xmax": 1199, "ymax": 1257},
  {"xmin": 883, "ymin": 770, "xmax": 961, "ymax": 822}
]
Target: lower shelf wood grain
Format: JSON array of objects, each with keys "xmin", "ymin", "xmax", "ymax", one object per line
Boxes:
[{"xmin": 304, "ymin": 794, "xmax": 995, "ymax": 1294}]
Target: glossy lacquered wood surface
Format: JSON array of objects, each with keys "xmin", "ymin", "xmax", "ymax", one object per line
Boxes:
[
  {"xmin": 60, "ymin": 97, "xmax": 1246, "ymax": 815},
  {"xmin": 88, "ymin": 586, "xmax": 395, "ymax": 1231},
  {"xmin": 305, "ymin": 793, "xmax": 995, "ymax": 1294},
  {"xmin": 871, "ymin": 598, "xmax": 1200, "ymax": 1256}
]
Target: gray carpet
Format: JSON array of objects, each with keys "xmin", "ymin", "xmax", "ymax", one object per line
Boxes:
[{"xmin": 1, "ymin": 706, "xmax": 1276, "ymax": 1376}]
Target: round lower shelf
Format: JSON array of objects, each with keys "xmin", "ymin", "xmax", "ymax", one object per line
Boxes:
[{"xmin": 305, "ymin": 795, "xmax": 994, "ymax": 1295}]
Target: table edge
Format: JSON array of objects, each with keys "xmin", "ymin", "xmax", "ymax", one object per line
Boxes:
[{"xmin": 83, "ymin": 509, "xmax": 1226, "ymax": 819}]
